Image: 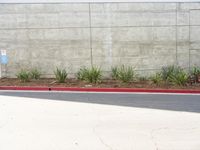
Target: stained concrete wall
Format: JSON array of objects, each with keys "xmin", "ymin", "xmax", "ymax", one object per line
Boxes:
[{"xmin": 0, "ymin": 2, "xmax": 200, "ymax": 77}]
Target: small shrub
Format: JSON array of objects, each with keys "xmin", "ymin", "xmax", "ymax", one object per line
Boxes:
[
  {"xmin": 150, "ymin": 73, "xmax": 162, "ymax": 85},
  {"xmin": 84, "ymin": 66, "xmax": 102, "ymax": 84},
  {"xmin": 54, "ymin": 68, "xmax": 67, "ymax": 83},
  {"xmin": 30, "ymin": 68, "xmax": 41, "ymax": 80},
  {"xmin": 168, "ymin": 68, "xmax": 189, "ymax": 86},
  {"xmin": 190, "ymin": 66, "xmax": 200, "ymax": 83},
  {"xmin": 77, "ymin": 67, "xmax": 88, "ymax": 81},
  {"xmin": 16, "ymin": 70, "xmax": 30, "ymax": 82},
  {"xmin": 111, "ymin": 66, "xmax": 119, "ymax": 80},
  {"xmin": 118, "ymin": 65, "xmax": 135, "ymax": 83}
]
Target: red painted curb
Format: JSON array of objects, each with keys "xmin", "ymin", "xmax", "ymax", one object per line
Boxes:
[
  {"xmin": 0, "ymin": 86, "xmax": 200, "ymax": 94},
  {"xmin": 0, "ymin": 86, "xmax": 49, "ymax": 91}
]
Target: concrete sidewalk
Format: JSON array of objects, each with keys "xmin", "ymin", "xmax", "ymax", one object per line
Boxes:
[{"xmin": 0, "ymin": 94, "xmax": 200, "ymax": 150}]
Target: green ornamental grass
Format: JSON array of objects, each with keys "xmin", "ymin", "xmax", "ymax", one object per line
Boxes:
[
  {"xmin": 111, "ymin": 66, "xmax": 119, "ymax": 80},
  {"xmin": 77, "ymin": 67, "xmax": 88, "ymax": 81},
  {"xmin": 85, "ymin": 66, "xmax": 102, "ymax": 84},
  {"xmin": 30, "ymin": 68, "xmax": 41, "ymax": 80},
  {"xmin": 150, "ymin": 73, "xmax": 162, "ymax": 85},
  {"xmin": 190, "ymin": 66, "xmax": 200, "ymax": 83},
  {"xmin": 168, "ymin": 68, "xmax": 188, "ymax": 86},
  {"xmin": 54, "ymin": 68, "xmax": 68, "ymax": 83},
  {"xmin": 77, "ymin": 66, "xmax": 102, "ymax": 84},
  {"xmin": 118, "ymin": 65, "xmax": 135, "ymax": 83},
  {"xmin": 161, "ymin": 65, "xmax": 177, "ymax": 81},
  {"xmin": 16, "ymin": 70, "xmax": 30, "ymax": 82}
]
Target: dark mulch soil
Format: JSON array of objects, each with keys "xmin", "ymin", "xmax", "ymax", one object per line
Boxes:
[{"xmin": 0, "ymin": 78, "xmax": 200, "ymax": 90}]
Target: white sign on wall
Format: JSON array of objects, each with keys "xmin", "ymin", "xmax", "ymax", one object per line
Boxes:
[
  {"xmin": 1, "ymin": 50, "xmax": 6, "ymax": 56},
  {"xmin": 0, "ymin": 49, "xmax": 8, "ymax": 78},
  {"xmin": 0, "ymin": 49, "xmax": 8, "ymax": 65}
]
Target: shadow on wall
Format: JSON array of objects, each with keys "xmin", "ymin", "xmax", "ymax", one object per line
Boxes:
[{"xmin": 0, "ymin": 91, "xmax": 200, "ymax": 113}]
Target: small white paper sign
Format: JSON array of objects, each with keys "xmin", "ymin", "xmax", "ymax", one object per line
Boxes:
[{"xmin": 1, "ymin": 50, "xmax": 6, "ymax": 56}]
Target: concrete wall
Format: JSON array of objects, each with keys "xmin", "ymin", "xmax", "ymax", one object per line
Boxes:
[{"xmin": 0, "ymin": 2, "xmax": 200, "ymax": 77}]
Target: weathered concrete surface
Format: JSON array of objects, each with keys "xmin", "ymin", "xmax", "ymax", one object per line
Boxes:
[
  {"xmin": 0, "ymin": 93, "xmax": 200, "ymax": 150},
  {"xmin": 0, "ymin": 3, "xmax": 200, "ymax": 77}
]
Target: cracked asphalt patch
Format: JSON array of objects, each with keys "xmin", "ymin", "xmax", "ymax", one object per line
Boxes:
[{"xmin": 0, "ymin": 92, "xmax": 200, "ymax": 150}]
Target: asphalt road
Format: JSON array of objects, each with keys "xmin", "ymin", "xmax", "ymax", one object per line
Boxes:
[
  {"xmin": 0, "ymin": 91, "xmax": 200, "ymax": 113},
  {"xmin": 0, "ymin": 91, "xmax": 200, "ymax": 150}
]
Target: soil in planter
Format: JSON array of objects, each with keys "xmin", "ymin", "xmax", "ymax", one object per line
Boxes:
[{"xmin": 0, "ymin": 78, "xmax": 200, "ymax": 90}]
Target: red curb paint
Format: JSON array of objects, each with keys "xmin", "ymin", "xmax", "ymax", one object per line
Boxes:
[
  {"xmin": 0, "ymin": 86, "xmax": 16, "ymax": 90},
  {"xmin": 0, "ymin": 86, "xmax": 49, "ymax": 91},
  {"xmin": 0, "ymin": 86, "xmax": 200, "ymax": 94}
]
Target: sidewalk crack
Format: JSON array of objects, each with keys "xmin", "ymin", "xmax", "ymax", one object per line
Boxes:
[{"xmin": 93, "ymin": 124, "xmax": 113, "ymax": 150}]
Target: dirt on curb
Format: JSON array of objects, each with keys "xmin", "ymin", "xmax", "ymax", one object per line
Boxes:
[{"xmin": 0, "ymin": 78, "xmax": 200, "ymax": 90}]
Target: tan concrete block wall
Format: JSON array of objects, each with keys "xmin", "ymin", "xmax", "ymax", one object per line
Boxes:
[{"xmin": 0, "ymin": 2, "xmax": 199, "ymax": 77}]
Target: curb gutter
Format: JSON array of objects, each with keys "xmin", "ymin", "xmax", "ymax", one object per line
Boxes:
[{"xmin": 0, "ymin": 86, "xmax": 200, "ymax": 94}]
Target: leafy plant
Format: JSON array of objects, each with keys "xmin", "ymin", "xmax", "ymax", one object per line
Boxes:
[
  {"xmin": 54, "ymin": 68, "xmax": 68, "ymax": 83},
  {"xmin": 77, "ymin": 67, "xmax": 88, "ymax": 81},
  {"xmin": 190, "ymin": 66, "xmax": 200, "ymax": 83},
  {"xmin": 30, "ymin": 68, "xmax": 41, "ymax": 80},
  {"xmin": 150, "ymin": 73, "xmax": 162, "ymax": 85},
  {"xmin": 16, "ymin": 70, "xmax": 30, "ymax": 82},
  {"xmin": 168, "ymin": 68, "xmax": 189, "ymax": 86},
  {"xmin": 111, "ymin": 66, "xmax": 119, "ymax": 80},
  {"xmin": 117, "ymin": 65, "xmax": 135, "ymax": 83},
  {"xmin": 84, "ymin": 66, "xmax": 102, "ymax": 84}
]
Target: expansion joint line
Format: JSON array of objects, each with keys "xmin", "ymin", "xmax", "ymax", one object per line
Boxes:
[{"xmin": 88, "ymin": 3, "xmax": 93, "ymax": 66}]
